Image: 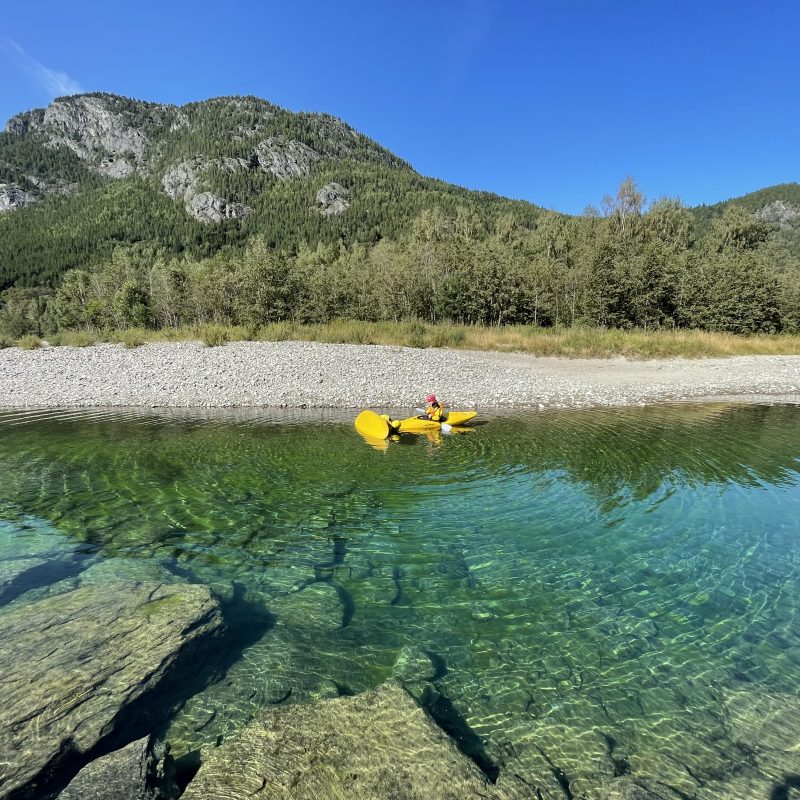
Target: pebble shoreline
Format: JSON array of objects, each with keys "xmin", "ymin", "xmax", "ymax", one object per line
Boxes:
[{"xmin": 0, "ymin": 340, "xmax": 799, "ymax": 409}]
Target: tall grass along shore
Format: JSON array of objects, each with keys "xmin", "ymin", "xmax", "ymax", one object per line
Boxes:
[{"xmin": 4, "ymin": 322, "xmax": 800, "ymax": 359}]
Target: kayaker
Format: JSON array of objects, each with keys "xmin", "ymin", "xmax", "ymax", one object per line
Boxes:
[{"xmin": 423, "ymin": 394, "xmax": 445, "ymax": 421}]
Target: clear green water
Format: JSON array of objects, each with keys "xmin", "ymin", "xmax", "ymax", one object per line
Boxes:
[{"xmin": 1, "ymin": 405, "xmax": 800, "ymax": 798}]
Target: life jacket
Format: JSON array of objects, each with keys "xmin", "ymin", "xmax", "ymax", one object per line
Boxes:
[{"xmin": 425, "ymin": 402, "xmax": 444, "ymax": 421}]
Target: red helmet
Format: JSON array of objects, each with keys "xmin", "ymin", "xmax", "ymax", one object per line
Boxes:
[{"xmin": 426, "ymin": 394, "xmax": 437, "ymax": 403}]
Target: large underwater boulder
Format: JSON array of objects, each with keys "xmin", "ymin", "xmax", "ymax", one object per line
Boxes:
[
  {"xmin": 182, "ymin": 680, "xmax": 537, "ymax": 799},
  {"xmin": 0, "ymin": 581, "xmax": 223, "ymax": 799}
]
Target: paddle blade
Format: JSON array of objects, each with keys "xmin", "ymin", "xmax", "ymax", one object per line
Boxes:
[{"xmin": 355, "ymin": 410, "xmax": 390, "ymax": 439}]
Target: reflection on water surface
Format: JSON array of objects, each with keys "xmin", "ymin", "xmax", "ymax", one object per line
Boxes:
[{"xmin": 1, "ymin": 404, "xmax": 799, "ymax": 799}]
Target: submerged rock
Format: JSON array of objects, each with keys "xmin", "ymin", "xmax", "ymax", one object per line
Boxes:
[
  {"xmin": 0, "ymin": 581, "xmax": 224, "ymax": 799},
  {"xmin": 0, "ymin": 556, "xmax": 49, "ymax": 595},
  {"xmin": 0, "ymin": 516, "xmax": 88, "ymax": 606},
  {"xmin": 391, "ymin": 644, "xmax": 440, "ymax": 702},
  {"xmin": 57, "ymin": 737, "xmax": 155, "ymax": 800},
  {"xmin": 723, "ymin": 686, "xmax": 800, "ymax": 786},
  {"xmin": 272, "ymin": 581, "xmax": 345, "ymax": 630},
  {"xmin": 0, "ymin": 554, "xmax": 89, "ymax": 607},
  {"xmin": 182, "ymin": 680, "xmax": 531, "ymax": 799}
]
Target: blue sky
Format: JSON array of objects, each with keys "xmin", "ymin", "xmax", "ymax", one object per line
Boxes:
[{"xmin": 2, "ymin": 1, "xmax": 798, "ymax": 213}]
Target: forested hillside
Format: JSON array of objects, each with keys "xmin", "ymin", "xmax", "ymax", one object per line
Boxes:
[
  {"xmin": 1, "ymin": 92, "xmax": 798, "ymax": 338},
  {"xmin": 0, "ymin": 93, "xmax": 539, "ymax": 288},
  {"xmin": 691, "ymin": 183, "xmax": 800, "ymax": 262}
]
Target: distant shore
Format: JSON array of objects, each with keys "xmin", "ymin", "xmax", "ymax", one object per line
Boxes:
[{"xmin": 0, "ymin": 340, "xmax": 799, "ymax": 409}]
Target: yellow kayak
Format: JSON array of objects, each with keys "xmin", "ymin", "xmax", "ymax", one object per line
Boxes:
[
  {"xmin": 398, "ymin": 411, "xmax": 477, "ymax": 432},
  {"xmin": 355, "ymin": 409, "xmax": 477, "ymax": 439}
]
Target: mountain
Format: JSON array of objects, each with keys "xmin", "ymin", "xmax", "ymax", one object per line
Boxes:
[
  {"xmin": 0, "ymin": 93, "xmax": 541, "ymax": 289},
  {"xmin": 690, "ymin": 183, "xmax": 800, "ymax": 260},
  {"xmin": 1, "ymin": 92, "xmax": 798, "ymax": 338},
  {"xmin": 692, "ymin": 183, "xmax": 800, "ymax": 228}
]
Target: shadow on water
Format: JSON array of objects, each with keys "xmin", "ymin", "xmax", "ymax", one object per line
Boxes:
[
  {"xmin": 422, "ymin": 684, "xmax": 500, "ymax": 783},
  {"xmin": 11, "ymin": 579, "xmax": 275, "ymax": 800},
  {"xmin": 770, "ymin": 774, "xmax": 800, "ymax": 800},
  {"xmin": 416, "ymin": 649, "xmax": 500, "ymax": 784},
  {"xmin": 287, "ymin": 534, "xmax": 357, "ymax": 628},
  {"xmin": 0, "ymin": 551, "xmax": 94, "ymax": 607},
  {"xmin": 390, "ymin": 565, "xmax": 403, "ymax": 606},
  {"xmin": 423, "ymin": 649, "xmax": 449, "ymax": 683}
]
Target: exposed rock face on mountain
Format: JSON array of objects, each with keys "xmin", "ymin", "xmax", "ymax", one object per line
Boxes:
[
  {"xmin": 255, "ymin": 135, "xmax": 320, "ymax": 179},
  {"xmin": 0, "ymin": 183, "xmax": 36, "ymax": 212},
  {"xmin": 181, "ymin": 681, "xmax": 537, "ymax": 799},
  {"xmin": 0, "ymin": 581, "xmax": 224, "ymax": 799},
  {"xmin": 162, "ymin": 156, "xmax": 253, "ymax": 222},
  {"xmin": 4, "ymin": 107, "xmax": 45, "ymax": 136},
  {"xmin": 6, "ymin": 95, "xmax": 178, "ymax": 179},
  {"xmin": 2, "ymin": 92, "xmax": 404, "ymax": 225},
  {"xmin": 162, "ymin": 156, "xmax": 249, "ymax": 201},
  {"xmin": 159, "ymin": 135, "xmax": 326, "ymax": 221},
  {"xmin": 756, "ymin": 199, "xmax": 800, "ymax": 228},
  {"xmin": 315, "ymin": 181, "xmax": 351, "ymax": 215},
  {"xmin": 304, "ymin": 114, "xmax": 380, "ymax": 161},
  {"xmin": 187, "ymin": 191, "xmax": 252, "ymax": 223},
  {"xmin": 161, "ymin": 158, "xmax": 205, "ymax": 201}
]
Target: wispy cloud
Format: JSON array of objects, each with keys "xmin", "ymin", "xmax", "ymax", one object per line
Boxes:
[
  {"xmin": 1, "ymin": 38, "xmax": 83, "ymax": 97},
  {"xmin": 443, "ymin": 0, "xmax": 493, "ymax": 91}
]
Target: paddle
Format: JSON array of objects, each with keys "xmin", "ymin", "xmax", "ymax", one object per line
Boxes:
[{"xmin": 415, "ymin": 408, "xmax": 452, "ymax": 433}]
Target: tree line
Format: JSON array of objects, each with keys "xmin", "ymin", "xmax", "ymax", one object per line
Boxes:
[{"xmin": 1, "ymin": 178, "xmax": 798, "ymax": 338}]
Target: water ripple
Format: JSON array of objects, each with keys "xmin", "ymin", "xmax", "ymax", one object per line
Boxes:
[{"xmin": 0, "ymin": 404, "xmax": 799, "ymax": 798}]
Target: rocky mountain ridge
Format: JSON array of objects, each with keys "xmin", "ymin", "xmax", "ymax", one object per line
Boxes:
[
  {"xmin": 2, "ymin": 92, "xmax": 405, "ymax": 223},
  {"xmin": 6, "ymin": 94, "xmax": 181, "ymax": 179},
  {"xmin": 4, "ymin": 92, "xmax": 799, "ymax": 228},
  {"xmin": 0, "ymin": 182, "xmax": 36, "ymax": 212}
]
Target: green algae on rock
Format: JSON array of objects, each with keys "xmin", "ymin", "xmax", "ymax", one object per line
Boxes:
[{"xmin": 0, "ymin": 582, "xmax": 223, "ymax": 799}]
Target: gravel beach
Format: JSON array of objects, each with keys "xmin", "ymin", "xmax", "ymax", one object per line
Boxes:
[{"xmin": 1, "ymin": 340, "xmax": 799, "ymax": 409}]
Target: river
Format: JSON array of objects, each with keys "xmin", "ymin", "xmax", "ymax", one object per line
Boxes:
[{"xmin": 1, "ymin": 404, "xmax": 798, "ymax": 798}]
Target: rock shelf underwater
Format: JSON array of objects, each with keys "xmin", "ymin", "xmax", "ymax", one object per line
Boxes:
[{"xmin": 0, "ymin": 404, "xmax": 799, "ymax": 799}]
